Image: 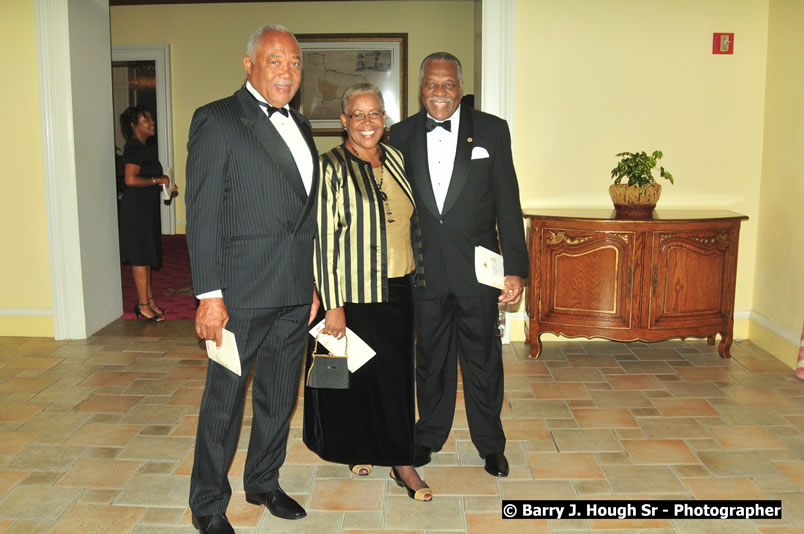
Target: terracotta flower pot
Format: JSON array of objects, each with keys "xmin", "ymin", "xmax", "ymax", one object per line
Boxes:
[{"xmin": 609, "ymin": 183, "xmax": 661, "ymax": 219}]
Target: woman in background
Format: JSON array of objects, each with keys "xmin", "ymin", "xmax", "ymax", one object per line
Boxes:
[
  {"xmin": 304, "ymin": 83, "xmax": 432, "ymax": 501},
  {"xmin": 118, "ymin": 105, "xmax": 175, "ymax": 322}
]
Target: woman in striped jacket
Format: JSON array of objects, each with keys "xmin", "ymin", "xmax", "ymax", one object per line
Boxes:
[{"xmin": 303, "ymin": 82, "xmax": 432, "ymax": 502}]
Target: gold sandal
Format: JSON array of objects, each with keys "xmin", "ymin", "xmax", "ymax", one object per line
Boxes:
[
  {"xmin": 349, "ymin": 464, "xmax": 373, "ymax": 476},
  {"xmin": 391, "ymin": 467, "xmax": 433, "ymax": 502}
]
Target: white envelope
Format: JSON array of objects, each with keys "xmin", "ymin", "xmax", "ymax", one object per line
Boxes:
[
  {"xmin": 475, "ymin": 245, "xmax": 505, "ymax": 289},
  {"xmin": 309, "ymin": 319, "xmax": 376, "ymax": 372},
  {"xmin": 471, "ymin": 146, "xmax": 490, "ymax": 159},
  {"xmin": 205, "ymin": 328, "xmax": 242, "ymax": 376}
]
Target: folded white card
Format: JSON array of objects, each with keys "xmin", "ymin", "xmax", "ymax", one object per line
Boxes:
[
  {"xmin": 205, "ymin": 328, "xmax": 242, "ymax": 376},
  {"xmin": 309, "ymin": 319, "xmax": 376, "ymax": 372},
  {"xmin": 471, "ymin": 146, "xmax": 490, "ymax": 159},
  {"xmin": 475, "ymin": 245, "xmax": 505, "ymax": 289}
]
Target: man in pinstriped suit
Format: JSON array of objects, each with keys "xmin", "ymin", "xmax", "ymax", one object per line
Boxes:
[{"xmin": 185, "ymin": 25, "xmax": 319, "ymax": 534}]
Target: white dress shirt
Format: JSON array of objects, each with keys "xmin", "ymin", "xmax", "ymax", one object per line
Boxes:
[
  {"xmin": 426, "ymin": 105, "xmax": 461, "ymax": 214},
  {"xmin": 246, "ymin": 81, "xmax": 313, "ymax": 195},
  {"xmin": 197, "ymin": 82, "xmax": 313, "ymax": 300}
]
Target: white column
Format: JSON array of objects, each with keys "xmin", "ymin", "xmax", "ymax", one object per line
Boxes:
[
  {"xmin": 480, "ymin": 0, "xmax": 517, "ymax": 131},
  {"xmin": 481, "ymin": 0, "xmax": 519, "ymax": 344},
  {"xmin": 36, "ymin": 0, "xmax": 83, "ymax": 339},
  {"xmin": 36, "ymin": 0, "xmax": 121, "ymax": 338}
]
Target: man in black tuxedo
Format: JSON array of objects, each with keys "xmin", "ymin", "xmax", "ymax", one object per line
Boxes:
[
  {"xmin": 185, "ymin": 25, "xmax": 319, "ymax": 534},
  {"xmin": 389, "ymin": 52, "xmax": 528, "ymax": 478}
]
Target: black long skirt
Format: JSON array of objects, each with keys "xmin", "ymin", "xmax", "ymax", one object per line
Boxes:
[
  {"xmin": 303, "ymin": 275, "xmax": 414, "ymax": 466},
  {"xmin": 118, "ymin": 185, "xmax": 162, "ymax": 267}
]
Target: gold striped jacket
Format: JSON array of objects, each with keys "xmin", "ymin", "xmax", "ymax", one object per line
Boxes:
[{"xmin": 314, "ymin": 143, "xmax": 424, "ymax": 310}]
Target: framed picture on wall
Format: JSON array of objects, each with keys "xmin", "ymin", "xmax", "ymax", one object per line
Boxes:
[{"xmin": 291, "ymin": 33, "xmax": 408, "ymax": 136}]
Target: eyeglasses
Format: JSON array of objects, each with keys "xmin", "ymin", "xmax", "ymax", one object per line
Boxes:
[
  {"xmin": 346, "ymin": 111, "xmax": 384, "ymax": 121},
  {"xmin": 423, "ymin": 81, "xmax": 458, "ymax": 91}
]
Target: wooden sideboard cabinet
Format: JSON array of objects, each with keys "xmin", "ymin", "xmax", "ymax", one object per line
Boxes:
[{"xmin": 523, "ymin": 210, "xmax": 748, "ymax": 358}]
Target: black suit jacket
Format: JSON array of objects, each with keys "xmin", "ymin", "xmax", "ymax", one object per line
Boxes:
[
  {"xmin": 185, "ymin": 86, "xmax": 319, "ymax": 308},
  {"xmin": 389, "ymin": 106, "xmax": 528, "ymax": 298}
]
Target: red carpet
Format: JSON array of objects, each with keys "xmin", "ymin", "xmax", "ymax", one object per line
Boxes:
[{"xmin": 120, "ymin": 234, "xmax": 198, "ymax": 319}]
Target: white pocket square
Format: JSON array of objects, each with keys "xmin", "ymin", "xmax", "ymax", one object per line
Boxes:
[{"xmin": 471, "ymin": 146, "xmax": 490, "ymax": 159}]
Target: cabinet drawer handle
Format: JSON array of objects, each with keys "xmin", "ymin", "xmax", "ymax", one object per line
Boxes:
[{"xmin": 651, "ymin": 265, "xmax": 658, "ymax": 296}]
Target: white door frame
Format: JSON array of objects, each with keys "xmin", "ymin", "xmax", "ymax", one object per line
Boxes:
[{"xmin": 112, "ymin": 45, "xmax": 176, "ymax": 234}]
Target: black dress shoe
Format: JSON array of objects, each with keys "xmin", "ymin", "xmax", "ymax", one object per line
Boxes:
[
  {"xmin": 245, "ymin": 487, "xmax": 306, "ymax": 520},
  {"xmin": 191, "ymin": 513, "xmax": 235, "ymax": 534},
  {"xmin": 483, "ymin": 452, "xmax": 509, "ymax": 477},
  {"xmin": 413, "ymin": 445, "xmax": 434, "ymax": 467}
]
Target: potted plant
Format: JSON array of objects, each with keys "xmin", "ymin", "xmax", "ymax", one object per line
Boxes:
[{"xmin": 609, "ymin": 150, "xmax": 674, "ymax": 218}]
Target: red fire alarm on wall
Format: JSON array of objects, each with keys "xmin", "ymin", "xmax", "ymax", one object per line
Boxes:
[{"xmin": 713, "ymin": 33, "xmax": 734, "ymax": 54}]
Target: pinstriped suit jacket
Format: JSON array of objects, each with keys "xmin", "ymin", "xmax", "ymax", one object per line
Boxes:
[{"xmin": 185, "ymin": 86, "xmax": 319, "ymax": 308}]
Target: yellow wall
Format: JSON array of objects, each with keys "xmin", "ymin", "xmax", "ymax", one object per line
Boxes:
[
  {"xmin": 0, "ymin": 1, "xmax": 53, "ymax": 336},
  {"xmin": 512, "ymin": 0, "xmax": 770, "ymax": 341},
  {"xmin": 110, "ymin": 1, "xmax": 476, "ymax": 234},
  {"xmin": 751, "ymin": 0, "xmax": 804, "ymax": 368}
]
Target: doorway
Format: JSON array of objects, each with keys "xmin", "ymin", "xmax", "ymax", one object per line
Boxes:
[
  {"xmin": 111, "ymin": 45, "xmax": 188, "ymax": 320},
  {"xmin": 111, "ymin": 45, "xmax": 175, "ymax": 234},
  {"xmin": 112, "ymin": 60, "xmax": 157, "ymax": 205}
]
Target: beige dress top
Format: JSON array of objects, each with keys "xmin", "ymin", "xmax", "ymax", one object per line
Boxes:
[{"xmin": 373, "ymin": 166, "xmax": 414, "ymax": 278}]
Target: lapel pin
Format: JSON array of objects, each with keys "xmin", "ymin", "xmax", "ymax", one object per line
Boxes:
[{"xmin": 467, "ymin": 137, "xmax": 473, "ymax": 143}]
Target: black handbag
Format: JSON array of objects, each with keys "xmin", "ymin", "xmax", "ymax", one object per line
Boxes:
[{"xmin": 306, "ymin": 334, "xmax": 349, "ymax": 389}]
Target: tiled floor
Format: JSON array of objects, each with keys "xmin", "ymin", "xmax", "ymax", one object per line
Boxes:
[{"xmin": 0, "ymin": 319, "xmax": 802, "ymax": 533}]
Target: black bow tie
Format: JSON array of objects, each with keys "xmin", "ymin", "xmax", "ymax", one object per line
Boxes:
[
  {"xmin": 261, "ymin": 104, "xmax": 289, "ymax": 118},
  {"xmin": 425, "ymin": 118, "xmax": 451, "ymax": 132}
]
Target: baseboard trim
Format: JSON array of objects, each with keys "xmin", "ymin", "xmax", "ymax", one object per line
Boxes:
[
  {"xmin": 0, "ymin": 308, "xmax": 54, "ymax": 317},
  {"xmin": 738, "ymin": 309, "xmax": 799, "ymax": 345}
]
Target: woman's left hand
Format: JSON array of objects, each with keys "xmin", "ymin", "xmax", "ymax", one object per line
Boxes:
[{"xmin": 323, "ymin": 307, "xmax": 346, "ymax": 339}]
